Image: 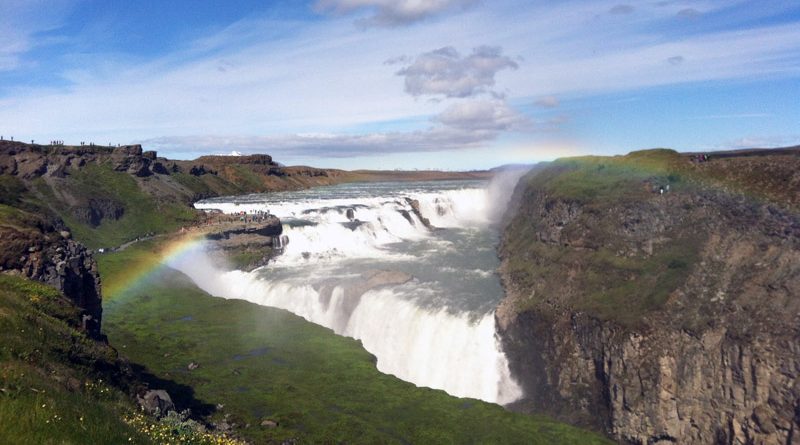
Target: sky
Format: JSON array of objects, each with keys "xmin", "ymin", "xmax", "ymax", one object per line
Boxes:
[{"xmin": 1, "ymin": 0, "xmax": 799, "ymax": 170}]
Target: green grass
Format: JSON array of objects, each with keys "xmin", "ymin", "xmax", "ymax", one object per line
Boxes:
[
  {"xmin": 99, "ymin": 243, "xmax": 613, "ymax": 445},
  {"xmin": 528, "ymin": 149, "xmax": 686, "ymax": 204},
  {"xmin": 0, "ymin": 175, "xmax": 30, "ymax": 207},
  {"xmin": 0, "ymin": 275, "xmax": 151, "ymax": 445},
  {"xmin": 225, "ymin": 165, "xmax": 267, "ymax": 191},
  {"xmin": 0, "ymin": 274, "xmax": 247, "ymax": 445},
  {"xmin": 0, "ymin": 203, "xmax": 37, "ymax": 232},
  {"xmin": 171, "ymin": 172, "xmax": 244, "ymax": 199},
  {"xmin": 35, "ymin": 164, "xmax": 197, "ymax": 249}
]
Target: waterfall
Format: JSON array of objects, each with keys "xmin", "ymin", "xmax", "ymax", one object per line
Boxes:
[{"xmin": 187, "ymin": 181, "xmax": 524, "ymax": 404}]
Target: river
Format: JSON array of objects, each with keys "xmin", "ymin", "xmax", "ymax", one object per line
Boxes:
[{"xmin": 174, "ymin": 178, "xmax": 524, "ymax": 405}]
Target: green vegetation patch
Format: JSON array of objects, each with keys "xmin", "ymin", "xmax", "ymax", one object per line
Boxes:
[
  {"xmin": 0, "ymin": 274, "xmax": 247, "ymax": 445},
  {"xmin": 0, "ymin": 275, "xmax": 148, "ymax": 444},
  {"xmin": 0, "ymin": 175, "xmax": 30, "ymax": 207},
  {"xmin": 171, "ymin": 172, "xmax": 244, "ymax": 199},
  {"xmin": 225, "ymin": 165, "xmax": 267, "ymax": 191},
  {"xmin": 99, "ymin": 246, "xmax": 612, "ymax": 444},
  {"xmin": 37, "ymin": 164, "xmax": 197, "ymax": 249},
  {"xmin": 528, "ymin": 149, "xmax": 686, "ymax": 203}
]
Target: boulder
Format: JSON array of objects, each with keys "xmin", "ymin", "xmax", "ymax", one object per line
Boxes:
[
  {"xmin": 404, "ymin": 198, "xmax": 433, "ymax": 229},
  {"xmin": 138, "ymin": 389, "xmax": 175, "ymax": 416},
  {"xmin": 260, "ymin": 419, "xmax": 278, "ymax": 428}
]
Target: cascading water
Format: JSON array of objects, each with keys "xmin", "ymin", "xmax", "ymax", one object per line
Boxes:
[{"xmin": 179, "ymin": 179, "xmax": 524, "ymax": 405}]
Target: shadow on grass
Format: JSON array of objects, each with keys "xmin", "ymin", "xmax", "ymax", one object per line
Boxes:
[{"xmin": 129, "ymin": 363, "xmax": 217, "ymax": 417}]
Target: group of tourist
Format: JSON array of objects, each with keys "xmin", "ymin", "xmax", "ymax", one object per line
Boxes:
[
  {"xmin": 0, "ymin": 136, "xmax": 124, "ymax": 148},
  {"xmin": 690, "ymin": 154, "xmax": 710, "ymax": 163},
  {"xmin": 234, "ymin": 209, "xmax": 272, "ymax": 224},
  {"xmin": 200, "ymin": 209, "xmax": 273, "ymax": 225}
]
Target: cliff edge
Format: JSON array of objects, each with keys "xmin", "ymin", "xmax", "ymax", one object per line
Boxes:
[{"xmin": 497, "ymin": 148, "xmax": 800, "ymax": 444}]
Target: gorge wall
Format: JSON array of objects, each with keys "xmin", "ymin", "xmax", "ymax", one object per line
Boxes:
[
  {"xmin": 0, "ymin": 209, "xmax": 103, "ymax": 337},
  {"xmin": 497, "ymin": 149, "xmax": 800, "ymax": 444}
]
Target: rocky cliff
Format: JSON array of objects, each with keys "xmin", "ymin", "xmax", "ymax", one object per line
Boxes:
[
  {"xmin": 497, "ymin": 148, "xmax": 800, "ymax": 444},
  {"xmin": 0, "ymin": 206, "xmax": 103, "ymax": 337},
  {"xmin": 204, "ymin": 215, "xmax": 284, "ymax": 270}
]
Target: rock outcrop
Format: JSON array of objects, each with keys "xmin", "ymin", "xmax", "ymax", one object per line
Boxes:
[
  {"xmin": 204, "ymin": 215, "xmax": 284, "ymax": 271},
  {"xmin": 71, "ymin": 198, "xmax": 125, "ymax": 227},
  {"xmin": 404, "ymin": 197, "xmax": 434, "ymax": 229},
  {"xmin": 0, "ymin": 141, "xmax": 174, "ymax": 180},
  {"xmin": 0, "ymin": 214, "xmax": 103, "ymax": 337},
  {"xmin": 497, "ymin": 149, "xmax": 800, "ymax": 445}
]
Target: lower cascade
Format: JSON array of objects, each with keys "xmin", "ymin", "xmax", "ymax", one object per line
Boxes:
[{"xmin": 183, "ymin": 179, "xmax": 525, "ymax": 404}]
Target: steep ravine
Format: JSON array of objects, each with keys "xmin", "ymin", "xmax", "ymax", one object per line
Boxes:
[{"xmin": 495, "ymin": 151, "xmax": 800, "ymax": 445}]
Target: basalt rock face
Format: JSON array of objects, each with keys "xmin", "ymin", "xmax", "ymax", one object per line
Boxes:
[
  {"xmin": 204, "ymin": 215, "xmax": 284, "ymax": 271},
  {"xmin": 71, "ymin": 198, "xmax": 126, "ymax": 227},
  {"xmin": 497, "ymin": 150, "xmax": 800, "ymax": 445},
  {"xmin": 195, "ymin": 154, "xmax": 274, "ymax": 165},
  {"xmin": 404, "ymin": 197, "xmax": 434, "ymax": 229},
  {"xmin": 204, "ymin": 215, "xmax": 283, "ymax": 240},
  {"xmin": 0, "ymin": 214, "xmax": 103, "ymax": 338},
  {"xmin": 0, "ymin": 141, "xmax": 171, "ymax": 179}
]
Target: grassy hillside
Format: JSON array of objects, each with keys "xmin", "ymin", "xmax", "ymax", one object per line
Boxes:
[
  {"xmin": 99, "ymin": 240, "xmax": 613, "ymax": 445},
  {"xmin": 36, "ymin": 163, "xmax": 198, "ymax": 249},
  {"xmin": 0, "ymin": 275, "xmax": 144, "ymax": 444},
  {"xmin": 0, "ymin": 274, "xmax": 253, "ymax": 444}
]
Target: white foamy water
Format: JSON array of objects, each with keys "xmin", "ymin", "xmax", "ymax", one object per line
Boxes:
[{"xmin": 182, "ymin": 179, "xmax": 524, "ymax": 404}]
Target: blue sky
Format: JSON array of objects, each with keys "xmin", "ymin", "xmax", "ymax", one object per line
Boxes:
[{"xmin": 1, "ymin": 0, "xmax": 799, "ymax": 169}]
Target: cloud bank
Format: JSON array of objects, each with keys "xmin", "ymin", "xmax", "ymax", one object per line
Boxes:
[
  {"xmin": 1, "ymin": 0, "xmax": 798, "ymax": 167},
  {"xmin": 314, "ymin": 0, "xmax": 477, "ymax": 27},
  {"xmin": 142, "ymin": 98, "xmax": 529, "ymax": 158}
]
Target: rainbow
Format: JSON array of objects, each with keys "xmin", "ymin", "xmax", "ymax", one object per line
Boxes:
[{"xmin": 101, "ymin": 231, "xmax": 208, "ymax": 301}]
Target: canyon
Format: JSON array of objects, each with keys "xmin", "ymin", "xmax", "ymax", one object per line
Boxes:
[{"xmin": 1, "ymin": 142, "xmax": 798, "ymax": 443}]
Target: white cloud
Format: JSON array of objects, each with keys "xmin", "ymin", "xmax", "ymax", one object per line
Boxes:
[
  {"xmin": 501, "ymin": 20, "xmax": 800, "ymax": 98},
  {"xmin": 0, "ymin": 0, "xmax": 74, "ymax": 71},
  {"xmin": 0, "ymin": 0, "xmax": 798, "ymax": 166},
  {"xmin": 141, "ymin": 99, "xmax": 528, "ymax": 159},
  {"xmin": 436, "ymin": 99, "xmax": 528, "ymax": 131},
  {"xmin": 314, "ymin": 0, "xmax": 477, "ymax": 27},
  {"xmin": 723, "ymin": 135, "xmax": 800, "ymax": 149},
  {"xmin": 534, "ymin": 96, "xmax": 560, "ymax": 108},
  {"xmin": 396, "ymin": 46, "xmax": 518, "ymax": 98},
  {"xmin": 142, "ymin": 128, "xmax": 486, "ymax": 159}
]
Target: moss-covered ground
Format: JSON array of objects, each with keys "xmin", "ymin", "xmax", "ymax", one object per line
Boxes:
[{"xmin": 99, "ymin": 241, "xmax": 613, "ymax": 444}]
